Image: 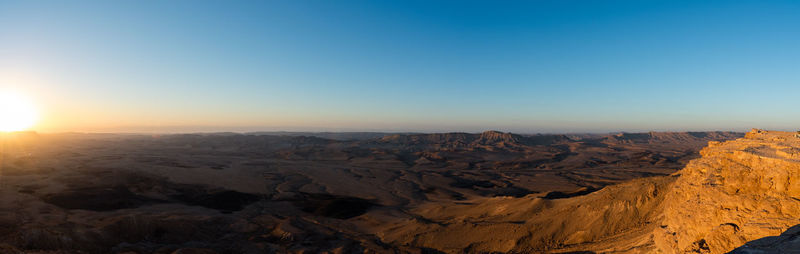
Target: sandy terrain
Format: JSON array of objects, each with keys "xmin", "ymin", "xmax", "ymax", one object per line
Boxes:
[{"xmin": 0, "ymin": 130, "xmax": 743, "ymax": 253}]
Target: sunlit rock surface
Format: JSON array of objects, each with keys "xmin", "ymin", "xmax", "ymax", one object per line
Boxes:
[{"xmin": 654, "ymin": 129, "xmax": 800, "ymax": 253}]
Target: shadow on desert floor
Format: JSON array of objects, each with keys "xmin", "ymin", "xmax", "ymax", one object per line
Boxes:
[{"xmin": 729, "ymin": 224, "xmax": 800, "ymax": 253}]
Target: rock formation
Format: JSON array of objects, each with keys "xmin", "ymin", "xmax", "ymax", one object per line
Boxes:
[{"xmin": 654, "ymin": 129, "xmax": 800, "ymax": 253}]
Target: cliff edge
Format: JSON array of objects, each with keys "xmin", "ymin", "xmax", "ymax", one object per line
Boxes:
[{"xmin": 654, "ymin": 129, "xmax": 800, "ymax": 253}]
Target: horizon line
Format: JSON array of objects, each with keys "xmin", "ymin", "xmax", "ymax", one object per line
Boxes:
[{"xmin": 9, "ymin": 128, "xmax": 760, "ymax": 136}]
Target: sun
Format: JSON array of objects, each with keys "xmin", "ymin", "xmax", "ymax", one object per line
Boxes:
[{"xmin": 0, "ymin": 91, "xmax": 37, "ymax": 132}]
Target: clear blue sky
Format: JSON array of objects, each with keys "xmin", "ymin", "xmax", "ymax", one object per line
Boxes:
[{"xmin": 0, "ymin": 0, "xmax": 798, "ymax": 133}]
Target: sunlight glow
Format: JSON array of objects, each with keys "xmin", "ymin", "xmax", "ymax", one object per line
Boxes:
[{"xmin": 0, "ymin": 91, "xmax": 37, "ymax": 132}]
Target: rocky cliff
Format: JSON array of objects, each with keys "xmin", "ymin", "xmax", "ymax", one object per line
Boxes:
[{"xmin": 654, "ymin": 129, "xmax": 800, "ymax": 253}]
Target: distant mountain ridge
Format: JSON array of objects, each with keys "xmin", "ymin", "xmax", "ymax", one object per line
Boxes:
[
  {"xmin": 245, "ymin": 131, "xmax": 408, "ymax": 141},
  {"xmin": 376, "ymin": 130, "xmax": 742, "ymax": 150},
  {"xmin": 169, "ymin": 130, "xmax": 745, "ymax": 146},
  {"xmin": 603, "ymin": 131, "xmax": 743, "ymax": 144}
]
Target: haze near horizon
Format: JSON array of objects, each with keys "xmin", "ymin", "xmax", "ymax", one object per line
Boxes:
[{"xmin": 1, "ymin": 0, "xmax": 799, "ymax": 133}]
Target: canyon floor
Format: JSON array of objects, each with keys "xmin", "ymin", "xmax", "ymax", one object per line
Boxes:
[{"xmin": 2, "ymin": 130, "xmax": 796, "ymax": 253}]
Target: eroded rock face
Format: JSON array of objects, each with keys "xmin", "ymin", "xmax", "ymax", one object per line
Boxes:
[{"xmin": 654, "ymin": 129, "xmax": 800, "ymax": 253}]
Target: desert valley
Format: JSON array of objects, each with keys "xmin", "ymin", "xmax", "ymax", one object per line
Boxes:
[{"xmin": 2, "ymin": 129, "xmax": 798, "ymax": 253}]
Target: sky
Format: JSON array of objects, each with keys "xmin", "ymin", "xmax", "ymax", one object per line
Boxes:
[{"xmin": 0, "ymin": 0, "xmax": 798, "ymax": 133}]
